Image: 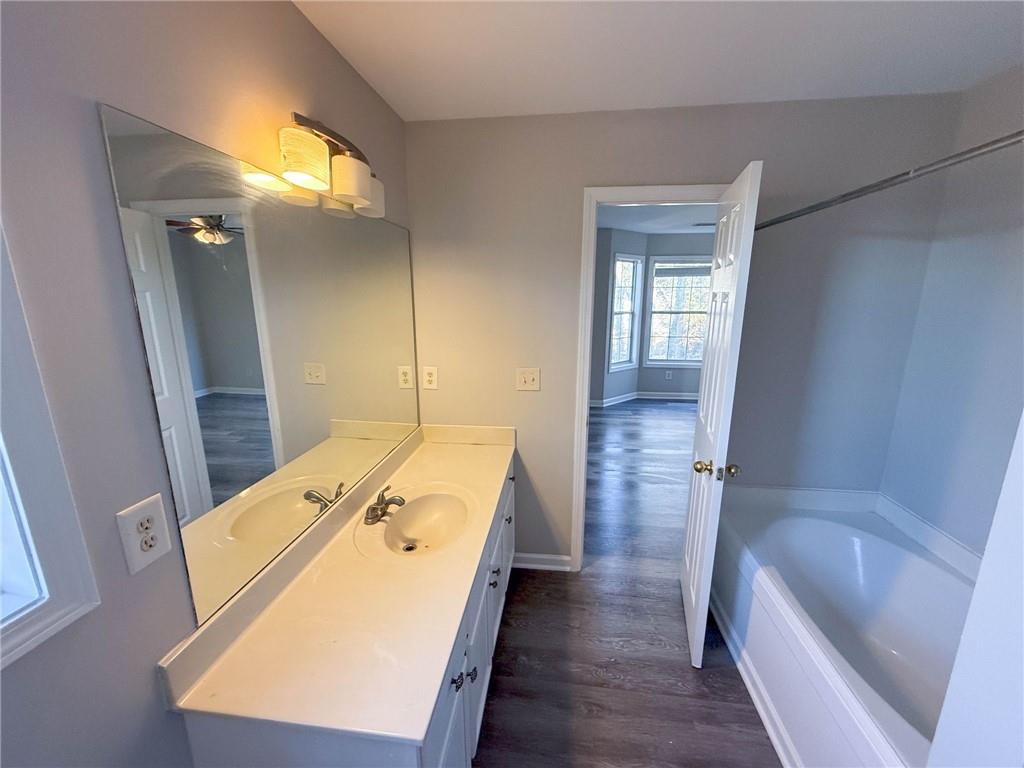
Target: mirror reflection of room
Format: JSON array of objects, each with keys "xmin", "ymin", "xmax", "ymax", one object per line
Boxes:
[{"xmin": 102, "ymin": 107, "xmax": 418, "ymax": 621}]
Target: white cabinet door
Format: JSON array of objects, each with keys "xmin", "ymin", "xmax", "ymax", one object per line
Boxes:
[
  {"xmin": 500, "ymin": 479, "xmax": 515, "ymax": 573},
  {"xmin": 485, "ymin": 522, "xmax": 506, "ymax": 656},
  {"xmin": 436, "ymin": 679, "xmax": 468, "ymax": 768},
  {"xmin": 464, "ymin": 575, "xmax": 491, "ymax": 758}
]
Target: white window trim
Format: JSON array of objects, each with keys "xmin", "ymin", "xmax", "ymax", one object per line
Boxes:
[
  {"xmin": 641, "ymin": 255, "xmax": 713, "ymax": 369},
  {"xmin": 607, "ymin": 253, "xmax": 644, "ymax": 373},
  {"xmin": 2, "ymin": 227, "xmax": 100, "ymax": 669}
]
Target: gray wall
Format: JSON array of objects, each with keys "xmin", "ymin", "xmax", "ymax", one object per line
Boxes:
[
  {"xmin": 407, "ymin": 91, "xmax": 971, "ymax": 558},
  {"xmin": 169, "ymin": 233, "xmax": 264, "ymax": 393},
  {"xmin": 880, "ymin": 69, "xmax": 1024, "ymax": 553},
  {"xmin": 0, "ymin": 3, "xmax": 407, "ymax": 766}
]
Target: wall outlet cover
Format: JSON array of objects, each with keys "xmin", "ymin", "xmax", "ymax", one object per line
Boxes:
[
  {"xmin": 665, "ymin": 370, "xmax": 673, "ymax": 380},
  {"xmin": 397, "ymin": 365, "xmax": 414, "ymax": 389},
  {"xmin": 303, "ymin": 362, "xmax": 327, "ymax": 385},
  {"xmin": 423, "ymin": 366, "xmax": 438, "ymax": 390},
  {"xmin": 115, "ymin": 493, "xmax": 172, "ymax": 575},
  {"xmin": 516, "ymin": 367, "xmax": 541, "ymax": 391}
]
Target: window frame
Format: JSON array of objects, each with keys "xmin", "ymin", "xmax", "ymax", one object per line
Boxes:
[
  {"xmin": 607, "ymin": 253, "xmax": 645, "ymax": 373},
  {"xmin": 2, "ymin": 227, "xmax": 100, "ymax": 669},
  {"xmin": 642, "ymin": 255, "xmax": 713, "ymax": 368}
]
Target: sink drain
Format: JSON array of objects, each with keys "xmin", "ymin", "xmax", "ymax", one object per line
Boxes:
[{"xmin": 402, "ymin": 543, "xmax": 417, "ymax": 553}]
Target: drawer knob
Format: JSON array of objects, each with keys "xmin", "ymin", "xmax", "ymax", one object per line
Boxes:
[
  {"xmin": 505, "ymin": 515, "xmax": 512, "ymax": 524},
  {"xmin": 489, "ymin": 580, "xmax": 499, "ymax": 588},
  {"xmin": 450, "ymin": 672, "xmax": 464, "ymax": 691},
  {"xmin": 468, "ymin": 666, "xmax": 478, "ymax": 683},
  {"xmin": 491, "ymin": 567, "xmax": 501, "ymax": 575}
]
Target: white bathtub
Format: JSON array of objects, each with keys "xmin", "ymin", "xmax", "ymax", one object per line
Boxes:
[{"xmin": 710, "ymin": 488, "xmax": 974, "ymax": 767}]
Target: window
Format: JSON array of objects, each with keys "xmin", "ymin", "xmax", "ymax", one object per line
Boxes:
[
  {"xmin": 1, "ymin": 437, "xmax": 46, "ymax": 624},
  {"xmin": 645, "ymin": 259, "xmax": 712, "ymax": 365},
  {"xmin": 608, "ymin": 255, "xmax": 643, "ymax": 370},
  {"xmin": 2, "ymin": 227, "xmax": 99, "ymax": 668}
]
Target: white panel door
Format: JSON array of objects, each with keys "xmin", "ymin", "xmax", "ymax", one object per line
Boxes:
[
  {"xmin": 681, "ymin": 162, "xmax": 762, "ymax": 668},
  {"xmin": 120, "ymin": 207, "xmax": 212, "ymax": 522}
]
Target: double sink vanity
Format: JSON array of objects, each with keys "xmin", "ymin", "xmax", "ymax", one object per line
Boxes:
[
  {"xmin": 161, "ymin": 426, "xmax": 516, "ymax": 767},
  {"xmin": 100, "ymin": 107, "xmax": 516, "ymax": 766}
]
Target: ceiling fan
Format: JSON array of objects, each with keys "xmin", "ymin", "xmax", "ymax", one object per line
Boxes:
[{"xmin": 166, "ymin": 215, "xmax": 243, "ymax": 246}]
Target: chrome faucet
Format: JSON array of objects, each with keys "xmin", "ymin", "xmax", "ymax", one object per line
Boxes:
[
  {"xmin": 304, "ymin": 482, "xmax": 345, "ymax": 516},
  {"xmin": 364, "ymin": 485, "xmax": 405, "ymax": 525}
]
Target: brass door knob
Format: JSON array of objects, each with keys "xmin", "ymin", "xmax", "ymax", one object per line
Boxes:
[
  {"xmin": 693, "ymin": 460, "xmax": 714, "ymax": 475},
  {"xmin": 725, "ymin": 464, "xmax": 741, "ymax": 478}
]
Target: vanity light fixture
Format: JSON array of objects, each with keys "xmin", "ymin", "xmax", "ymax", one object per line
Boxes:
[
  {"xmin": 287, "ymin": 113, "xmax": 385, "ymax": 219},
  {"xmin": 279, "ymin": 125, "xmax": 331, "ymax": 192},
  {"xmin": 355, "ymin": 175, "xmax": 386, "ymax": 218},
  {"xmin": 239, "ymin": 161, "xmax": 292, "ymax": 192},
  {"xmin": 278, "ymin": 186, "xmax": 320, "ymax": 207},
  {"xmin": 321, "ymin": 196, "xmax": 356, "ymax": 219}
]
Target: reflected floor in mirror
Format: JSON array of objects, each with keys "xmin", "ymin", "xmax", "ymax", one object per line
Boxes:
[{"xmin": 196, "ymin": 393, "xmax": 275, "ymax": 505}]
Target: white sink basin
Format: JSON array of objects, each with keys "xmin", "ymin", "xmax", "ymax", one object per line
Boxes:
[
  {"xmin": 354, "ymin": 482, "xmax": 474, "ymax": 559},
  {"xmin": 223, "ymin": 475, "xmax": 339, "ymax": 544}
]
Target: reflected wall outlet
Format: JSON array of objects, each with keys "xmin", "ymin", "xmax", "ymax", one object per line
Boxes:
[
  {"xmin": 423, "ymin": 366, "xmax": 438, "ymax": 390},
  {"xmin": 303, "ymin": 362, "xmax": 326, "ymax": 385},
  {"xmin": 516, "ymin": 367, "xmax": 541, "ymax": 391},
  {"xmin": 116, "ymin": 493, "xmax": 172, "ymax": 574},
  {"xmin": 397, "ymin": 365, "xmax": 414, "ymax": 389}
]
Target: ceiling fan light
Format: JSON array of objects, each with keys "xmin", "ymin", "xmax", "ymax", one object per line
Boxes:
[
  {"xmin": 279, "ymin": 125, "xmax": 330, "ymax": 192},
  {"xmin": 239, "ymin": 161, "xmax": 292, "ymax": 192},
  {"xmin": 331, "ymin": 153, "xmax": 372, "ymax": 206},
  {"xmin": 354, "ymin": 176, "xmax": 385, "ymax": 218},
  {"xmin": 321, "ymin": 197, "xmax": 356, "ymax": 219},
  {"xmin": 278, "ymin": 186, "xmax": 320, "ymax": 207}
]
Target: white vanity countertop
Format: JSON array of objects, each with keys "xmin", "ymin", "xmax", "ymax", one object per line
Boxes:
[
  {"xmin": 183, "ymin": 435, "xmax": 402, "ymax": 620},
  {"xmin": 177, "ymin": 438, "xmax": 514, "ymax": 744}
]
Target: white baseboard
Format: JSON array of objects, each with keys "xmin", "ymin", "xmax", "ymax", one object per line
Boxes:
[
  {"xmin": 636, "ymin": 391, "xmax": 698, "ymax": 401},
  {"xmin": 195, "ymin": 386, "xmax": 265, "ymax": 398},
  {"xmin": 875, "ymin": 493, "xmax": 981, "ymax": 581},
  {"xmin": 589, "ymin": 391, "xmax": 698, "ymax": 407},
  {"xmin": 512, "ymin": 552, "xmax": 573, "ymax": 571}
]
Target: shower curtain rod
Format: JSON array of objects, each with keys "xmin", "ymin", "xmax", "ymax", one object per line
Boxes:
[{"xmin": 755, "ymin": 129, "xmax": 1024, "ymax": 231}]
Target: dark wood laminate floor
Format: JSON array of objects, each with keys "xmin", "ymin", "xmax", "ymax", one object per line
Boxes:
[
  {"xmin": 195, "ymin": 392, "xmax": 275, "ymax": 504},
  {"xmin": 473, "ymin": 400, "xmax": 779, "ymax": 767}
]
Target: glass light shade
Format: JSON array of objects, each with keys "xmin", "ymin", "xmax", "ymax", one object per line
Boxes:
[
  {"xmin": 279, "ymin": 126, "xmax": 330, "ymax": 191},
  {"xmin": 331, "ymin": 153, "xmax": 372, "ymax": 206},
  {"xmin": 278, "ymin": 186, "xmax": 319, "ymax": 207},
  {"xmin": 239, "ymin": 161, "xmax": 291, "ymax": 192},
  {"xmin": 354, "ymin": 176, "xmax": 386, "ymax": 218},
  {"xmin": 321, "ymin": 197, "xmax": 356, "ymax": 219},
  {"xmin": 193, "ymin": 228, "xmax": 234, "ymax": 245}
]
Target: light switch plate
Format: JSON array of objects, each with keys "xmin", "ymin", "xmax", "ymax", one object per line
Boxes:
[
  {"xmin": 397, "ymin": 365, "xmax": 414, "ymax": 389},
  {"xmin": 116, "ymin": 493, "xmax": 172, "ymax": 575},
  {"xmin": 303, "ymin": 362, "xmax": 326, "ymax": 385},
  {"xmin": 516, "ymin": 367, "xmax": 541, "ymax": 391},
  {"xmin": 423, "ymin": 366, "xmax": 438, "ymax": 390}
]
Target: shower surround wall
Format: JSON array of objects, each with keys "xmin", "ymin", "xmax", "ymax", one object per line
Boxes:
[{"xmin": 729, "ymin": 67, "xmax": 1023, "ymax": 557}]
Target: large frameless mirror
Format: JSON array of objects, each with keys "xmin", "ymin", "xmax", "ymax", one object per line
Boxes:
[{"xmin": 100, "ymin": 106, "xmax": 418, "ymax": 622}]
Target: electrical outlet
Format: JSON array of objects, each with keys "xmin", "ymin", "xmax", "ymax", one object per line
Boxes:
[
  {"xmin": 515, "ymin": 367, "xmax": 541, "ymax": 391},
  {"xmin": 303, "ymin": 362, "xmax": 327, "ymax": 385},
  {"xmin": 423, "ymin": 366, "xmax": 438, "ymax": 390},
  {"xmin": 665, "ymin": 370, "xmax": 673, "ymax": 381},
  {"xmin": 397, "ymin": 365, "xmax": 414, "ymax": 389},
  {"xmin": 115, "ymin": 493, "xmax": 172, "ymax": 574}
]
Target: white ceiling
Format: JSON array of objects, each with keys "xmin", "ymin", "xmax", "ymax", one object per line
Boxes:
[
  {"xmin": 597, "ymin": 204, "xmax": 718, "ymax": 235},
  {"xmin": 296, "ymin": 1, "xmax": 1022, "ymax": 122}
]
